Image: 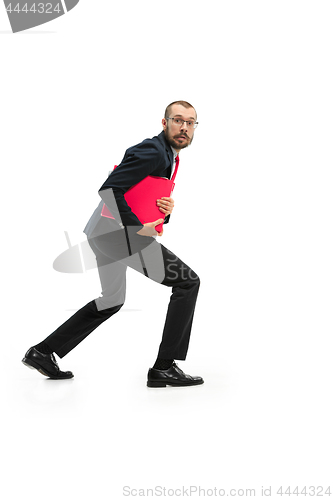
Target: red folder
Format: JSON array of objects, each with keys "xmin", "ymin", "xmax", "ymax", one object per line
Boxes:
[{"xmin": 101, "ymin": 162, "xmax": 178, "ymax": 233}]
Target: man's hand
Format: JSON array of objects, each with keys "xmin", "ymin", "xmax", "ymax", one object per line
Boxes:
[
  {"xmin": 157, "ymin": 197, "xmax": 174, "ymax": 216},
  {"xmin": 137, "ymin": 218, "xmax": 164, "ymax": 237}
]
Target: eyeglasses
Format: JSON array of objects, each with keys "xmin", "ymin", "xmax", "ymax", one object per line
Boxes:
[{"xmin": 166, "ymin": 117, "xmax": 199, "ymax": 129}]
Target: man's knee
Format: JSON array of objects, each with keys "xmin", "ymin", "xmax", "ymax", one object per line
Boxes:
[
  {"xmin": 95, "ymin": 301, "xmax": 124, "ymax": 315},
  {"xmin": 105, "ymin": 303, "xmax": 124, "ymax": 313},
  {"xmin": 187, "ymin": 267, "xmax": 200, "ymax": 286},
  {"xmin": 182, "ymin": 269, "xmax": 200, "ymax": 295}
]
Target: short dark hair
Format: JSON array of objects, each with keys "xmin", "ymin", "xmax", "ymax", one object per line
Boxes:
[{"xmin": 164, "ymin": 100, "xmax": 197, "ymax": 119}]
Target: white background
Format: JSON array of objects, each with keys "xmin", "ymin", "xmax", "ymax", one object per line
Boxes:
[{"xmin": 1, "ymin": 1, "xmax": 333, "ymax": 498}]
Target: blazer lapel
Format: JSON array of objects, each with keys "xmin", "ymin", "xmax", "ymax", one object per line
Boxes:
[{"xmin": 157, "ymin": 131, "xmax": 174, "ymax": 168}]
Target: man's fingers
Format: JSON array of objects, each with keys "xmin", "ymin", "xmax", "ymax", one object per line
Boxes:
[
  {"xmin": 157, "ymin": 198, "xmax": 174, "ymax": 208},
  {"xmin": 157, "ymin": 198, "xmax": 174, "ymax": 215}
]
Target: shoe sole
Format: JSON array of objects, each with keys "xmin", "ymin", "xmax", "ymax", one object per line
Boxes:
[
  {"xmin": 21, "ymin": 358, "xmax": 73, "ymax": 379},
  {"xmin": 147, "ymin": 379, "xmax": 204, "ymax": 388}
]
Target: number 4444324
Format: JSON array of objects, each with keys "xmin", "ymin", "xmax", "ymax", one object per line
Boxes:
[
  {"xmin": 6, "ymin": 3, "xmax": 61, "ymax": 14},
  {"xmin": 277, "ymin": 485, "xmax": 331, "ymax": 496}
]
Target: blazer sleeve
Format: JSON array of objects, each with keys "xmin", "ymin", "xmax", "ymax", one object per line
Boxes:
[
  {"xmin": 98, "ymin": 140, "xmax": 163, "ymax": 228},
  {"xmin": 164, "ymin": 214, "xmax": 170, "ymax": 224}
]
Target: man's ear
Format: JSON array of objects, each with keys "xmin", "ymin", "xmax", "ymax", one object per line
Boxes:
[{"xmin": 162, "ymin": 118, "xmax": 167, "ymax": 130}]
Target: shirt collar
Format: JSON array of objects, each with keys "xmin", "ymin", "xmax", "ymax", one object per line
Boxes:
[{"xmin": 170, "ymin": 146, "xmax": 178, "ymax": 160}]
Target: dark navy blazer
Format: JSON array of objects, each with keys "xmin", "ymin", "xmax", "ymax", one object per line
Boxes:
[{"xmin": 83, "ymin": 131, "xmax": 174, "ymax": 237}]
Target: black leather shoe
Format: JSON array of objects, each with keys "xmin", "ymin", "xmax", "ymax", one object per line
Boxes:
[
  {"xmin": 22, "ymin": 347, "xmax": 74, "ymax": 379},
  {"xmin": 147, "ymin": 362, "xmax": 204, "ymax": 388}
]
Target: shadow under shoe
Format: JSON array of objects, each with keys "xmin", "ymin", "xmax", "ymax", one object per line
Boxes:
[{"xmin": 22, "ymin": 347, "xmax": 73, "ymax": 379}]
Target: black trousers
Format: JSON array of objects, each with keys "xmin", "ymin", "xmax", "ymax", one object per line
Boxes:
[{"xmin": 43, "ymin": 221, "xmax": 200, "ymax": 360}]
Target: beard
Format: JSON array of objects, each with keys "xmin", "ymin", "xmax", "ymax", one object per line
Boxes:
[{"xmin": 164, "ymin": 125, "xmax": 194, "ymax": 150}]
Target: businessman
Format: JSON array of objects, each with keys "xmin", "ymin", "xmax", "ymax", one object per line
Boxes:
[{"xmin": 22, "ymin": 100, "xmax": 203, "ymax": 388}]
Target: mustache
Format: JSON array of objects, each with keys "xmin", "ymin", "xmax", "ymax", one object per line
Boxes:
[{"xmin": 175, "ymin": 134, "xmax": 189, "ymax": 139}]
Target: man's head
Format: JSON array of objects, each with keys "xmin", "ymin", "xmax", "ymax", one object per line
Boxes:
[{"xmin": 162, "ymin": 100, "xmax": 198, "ymax": 152}]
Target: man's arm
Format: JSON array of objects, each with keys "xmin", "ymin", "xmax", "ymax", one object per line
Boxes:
[{"xmin": 98, "ymin": 140, "xmax": 163, "ymax": 228}]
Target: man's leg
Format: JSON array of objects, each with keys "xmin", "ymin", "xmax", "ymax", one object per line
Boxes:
[
  {"xmin": 154, "ymin": 244, "xmax": 200, "ymax": 360},
  {"xmin": 45, "ymin": 239, "xmax": 126, "ymax": 358},
  {"xmin": 86, "ymin": 231, "xmax": 203, "ymax": 387},
  {"xmin": 91, "ymin": 231, "xmax": 200, "ymax": 361},
  {"xmin": 139, "ymin": 242, "xmax": 203, "ymax": 387},
  {"xmin": 90, "ymin": 230, "xmax": 203, "ymax": 387},
  {"xmin": 22, "ymin": 237, "xmax": 126, "ymax": 378}
]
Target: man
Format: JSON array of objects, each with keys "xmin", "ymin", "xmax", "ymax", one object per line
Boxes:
[{"xmin": 22, "ymin": 100, "xmax": 203, "ymax": 388}]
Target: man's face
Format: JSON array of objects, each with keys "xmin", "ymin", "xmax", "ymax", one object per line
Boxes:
[{"xmin": 162, "ymin": 104, "xmax": 197, "ymax": 152}]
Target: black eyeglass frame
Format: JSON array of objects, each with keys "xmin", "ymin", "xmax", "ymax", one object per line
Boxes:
[{"xmin": 166, "ymin": 117, "xmax": 199, "ymax": 129}]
